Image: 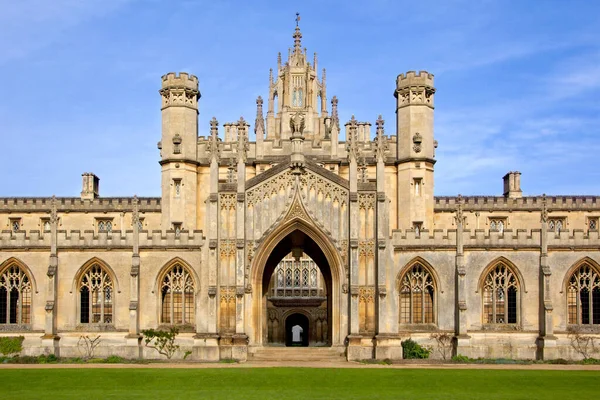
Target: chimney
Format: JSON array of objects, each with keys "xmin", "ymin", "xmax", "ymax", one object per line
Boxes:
[
  {"xmin": 81, "ymin": 173, "xmax": 100, "ymax": 200},
  {"xmin": 503, "ymin": 171, "xmax": 522, "ymax": 199}
]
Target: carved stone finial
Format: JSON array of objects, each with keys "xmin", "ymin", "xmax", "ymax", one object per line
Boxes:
[
  {"xmin": 345, "ymin": 115, "xmax": 359, "ymax": 161},
  {"xmin": 255, "ymin": 97, "xmax": 265, "ymax": 136},
  {"xmin": 331, "ymin": 96, "xmax": 340, "ymax": 130},
  {"xmin": 454, "ymin": 194, "xmax": 466, "ymax": 227},
  {"xmin": 541, "ymin": 193, "xmax": 548, "ymax": 223},
  {"xmin": 207, "ymin": 117, "xmax": 220, "ymax": 162},
  {"xmin": 50, "ymin": 195, "xmax": 58, "ymax": 225},
  {"xmin": 293, "ymin": 13, "xmax": 302, "ymax": 54},
  {"xmin": 236, "ymin": 117, "xmax": 249, "ymax": 162},
  {"xmin": 132, "ymin": 195, "xmax": 140, "ymax": 228},
  {"xmin": 374, "ymin": 115, "xmax": 388, "ymax": 161}
]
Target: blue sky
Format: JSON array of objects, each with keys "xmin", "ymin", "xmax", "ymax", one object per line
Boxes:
[{"xmin": 0, "ymin": 0, "xmax": 598, "ymax": 197}]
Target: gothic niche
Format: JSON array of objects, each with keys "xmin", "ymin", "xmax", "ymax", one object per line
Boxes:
[{"xmin": 412, "ymin": 132, "xmax": 422, "ymax": 153}]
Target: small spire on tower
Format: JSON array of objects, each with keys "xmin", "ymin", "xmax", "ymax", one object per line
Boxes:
[{"xmin": 293, "ymin": 12, "xmax": 302, "ymax": 54}]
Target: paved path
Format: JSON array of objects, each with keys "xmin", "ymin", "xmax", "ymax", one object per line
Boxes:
[{"xmin": 1, "ymin": 361, "xmax": 600, "ymax": 370}]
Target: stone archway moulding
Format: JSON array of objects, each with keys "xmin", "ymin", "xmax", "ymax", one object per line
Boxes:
[{"xmin": 248, "ymin": 213, "xmax": 347, "ymax": 347}]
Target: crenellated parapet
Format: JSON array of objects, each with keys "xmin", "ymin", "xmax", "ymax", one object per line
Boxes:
[
  {"xmin": 0, "ymin": 197, "xmax": 161, "ymax": 213},
  {"xmin": 160, "ymin": 72, "xmax": 200, "ymax": 110},
  {"xmin": 395, "ymin": 71, "xmax": 435, "ymax": 108},
  {"xmin": 0, "ymin": 229, "xmax": 204, "ymax": 250},
  {"xmin": 391, "ymin": 228, "xmax": 600, "ymax": 250},
  {"xmin": 435, "ymin": 196, "xmax": 600, "ymax": 212}
]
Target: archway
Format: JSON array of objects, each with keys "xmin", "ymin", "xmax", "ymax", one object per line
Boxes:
[
  {"xmin": 249, "ymin": 219, "xmax": 346, "ymax": 348},
  {"xmin": 285, "ymin": 313, "xmax": 309, "ymax": 346}
]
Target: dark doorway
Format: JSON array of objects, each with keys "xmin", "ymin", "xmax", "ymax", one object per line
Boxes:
[{"xmin": 285, "ymin": 313, "xmax": 309, "ymax": 347}]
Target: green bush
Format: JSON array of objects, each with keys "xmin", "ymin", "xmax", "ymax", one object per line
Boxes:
[
  {"xmin": 451, "ymin": 354, "xmax": 472, "ymax": 363},
  {"xmin": 0, "ymin": 336, "xmax": 24, "ymax": 356},
  {"xmin": 37, "ymin": 354, "xmax": 58, "ymax": 364},
  {"xmin": 549, "ymin": 358, "xmax": 569, "ymax": 365},
  {"xmin": 142, "ymin": 327, "xmax": 180, "ymax": 359},
  {"xmin": 105, "ymin": 355, "xmax": 124, "ymax": 364},
  {"xmin": 581, "ymin": 358, "xmax": 600, "ymax": 365},
  {"xmin": 402, "ymin": 339, "xmax": 431, "ymax": 359}
]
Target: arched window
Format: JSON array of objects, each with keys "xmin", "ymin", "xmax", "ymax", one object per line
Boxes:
[
  {"xmin": 161, "ymin": 263, "xmax": 195, "ymax": 325},
  {"xmin": 399, "ymin": 262, "xmax": 435, "ymax": 324},
  {"xmin": 0, "ymin": 263, "xmax": 32, "ymax": 325},
  {"xmin": 482, "ymin": 262, "xmax": 519, "ymax": 324},
  {"xmin": 79, "ymin": 263, "xmax": 113, "ymax": 324},
  {"xmin": 567, "ymin": 262, "xmax": 600, "ymax": 325}
]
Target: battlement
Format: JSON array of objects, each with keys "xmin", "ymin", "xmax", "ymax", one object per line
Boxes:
[
  {"xmin": 390, "ymin": 228, "xmax": 600, "ymax": 249},
  {"xmin": 0, "ymin": 197, "xmax": 161, "ymax": 213},
  {"xmin": 396, "ymin": 70, "xmax": 434, "ymax": 89},
  {"xmin": 434, "ymin": 195, "xmax": 600, "ymax": 212},
  {"xmin": 161, "ymin": 72, "xmax": 199, "ymax": 90},
  {"xmin": 0, "ymin": 229, "xmax": 204, "ymax": 250}
]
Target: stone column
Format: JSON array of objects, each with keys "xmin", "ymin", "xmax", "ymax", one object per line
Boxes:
[
  {"xmin": 454, "ymin": 196, "xmax": 471, "ymax": 355},
  {"xmin": 127, "ymin": 196, "xmax": 142, "ymax": 357},
  {"xmin": 43, "ymin": 196, "xmax": 60, "ymax": 355},
  {"xmin": 538, "ymin": 195, "xmax": 557, "ymax": 359}
]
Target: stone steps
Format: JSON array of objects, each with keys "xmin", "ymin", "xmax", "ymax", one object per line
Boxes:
[{"xmin": 248, "ymin": 346, "xmax": 347, "ymax": 361}]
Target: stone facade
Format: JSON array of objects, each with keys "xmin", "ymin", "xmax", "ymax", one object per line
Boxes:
[{"xmin": 1, "ymin": 22, "xmax": 599, "ymax": 361}]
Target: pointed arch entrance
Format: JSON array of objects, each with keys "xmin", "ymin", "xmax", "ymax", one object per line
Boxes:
[{"xmin": 248, "ymin": 219, "xmax": 347, "ymax": 347}]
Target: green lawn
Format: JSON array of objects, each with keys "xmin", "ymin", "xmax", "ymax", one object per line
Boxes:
[{"xmin": 0, "ymin": 368, "xmax": 598, "ymax": 400}]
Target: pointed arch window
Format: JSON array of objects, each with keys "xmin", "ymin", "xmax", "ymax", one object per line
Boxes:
[
  {"xmin": 79, "ymin": 263, "xmax": 113, "ymax": 324},
  {"xmin": 399, "ymin": 262, "xmax": 435, "ymax": 324},
  {"xmin": 0, "ymin": 263, "xmax": 32, "ymax": 325},
  {"xmin": 160, "ymin": 263, "xmax": 195, "ymax": 325},
  {"xmin": 567, "ymin": 262, "xmax": 600, "ymax": 325},
  {"xmin": 482, "ymin": 262, "xmax": 519, "ymax": 324}
]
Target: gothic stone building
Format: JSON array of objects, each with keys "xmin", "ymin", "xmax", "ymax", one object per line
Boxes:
[{"xmin": 1, "ymin": 23, "xmax": 599, "ymax": 361}]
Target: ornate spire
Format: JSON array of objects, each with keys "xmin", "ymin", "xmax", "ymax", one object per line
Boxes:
[
  {"xmin": 345, "ymin": 115, "xmax": 359, "ymax": 160},
  {"xmin": 207, "ymin": 117, "xmax": 220, "ymax": 162},
  {"xmin": 236, "ymin": 117, "xmax": 249, "ymax": 162},
  {"xmin": 277, "ymin": 52, "xmax": 282, "ymax": 70},
  {"xmin": 227, "ymin": 158, "xmax": 237, "ymax": 183},
  {"xmin": 293, "ymin": 13, "xmax": 302, "ymax": 54},
  {"xmin": 331, "ymin": 96, "xmax": 340, "ymax": 130},
  {"xmin": 255, "ymin": 96, "xmax": 265, "ymax": 135},
  {"xmin": 374, "ymin": 115, "xmax": 388, "ymax": 161}
]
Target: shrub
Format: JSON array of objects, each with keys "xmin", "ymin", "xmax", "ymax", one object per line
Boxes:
[
  {"xmin": 0, "ymin": 336, "xmax": 24, "ymax": 356},
  {"xmin": 37, "ymin": 354, "xmax": 58, "ymax": 364},
  {"xmin": 581, "ymin": 358, "xmax": 600, "ymax": 365},
  {"xmin": 452, "ymin": 354, "xmax": 472, "ymax": 363},
  {"xmin": 402, "ymin": 339, "xmax": 431, "ymax": 359},
  {"xmin": 567, "ymin": 326, "xmax": 598, "ymax": 360},
  {"xmin": 430, "ymin": 332, "xmax": 453, "ymax": 360},
  {"xmin": 105, "ymin": 355, "xmax": 124, "ymax": 364},
  {"xmin": 77, "ymin": 335, "xmax": 101, "ymax": 360},
  {"xmin": 142, "ymin": 327, "xmax": 180, "ymax": 359}
]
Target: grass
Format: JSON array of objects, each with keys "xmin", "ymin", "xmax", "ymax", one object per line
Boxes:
[{"xmin": 0, "ymin": 368, "xmax": 598, "ymax": 399}]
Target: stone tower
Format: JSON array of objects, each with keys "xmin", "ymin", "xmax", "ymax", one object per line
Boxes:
[
  {"xmin": 394, "ymin": 71, "xmax": 436, "ymax": 231},
  {"xmin": 159, "ymin": 72, "xmax": 200, "ymax": 231}
]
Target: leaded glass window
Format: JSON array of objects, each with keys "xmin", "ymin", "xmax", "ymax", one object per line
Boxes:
[
  {"xmin": 483, "ymin": 262, "xmax": 519, "ymax": 324},
  {"xmin": 0, "ymin": 264, "xmax": 31, "ymax": 324},
  {"xmin": 567, "ymin": 263, "xmax": 600, "ymax": 325},
  {"xmin": 399, "ymin": 263, "xmax": 435, "ymax": 324},
  {"xmin": 161, "ymin": 264, "xmax": 195, "ymax": 325},
  {"xmin": 548, "ymin": 218, "xmax": 564, "ymax": 233},
  {"xmin": 294, "ymin": 267, "xmax": 301, "ymax": 287},
  {"xmin": 97, "ymin": 220, "xmax": 112, "ymax": 233},
  {"xmin": 310, "ymin": 268, "xmax": 317, "ymax": 287},
  {"xmin": 79, "ymin": 264, "xmax": 113, "ymax": 324},
  {"xmin": 490, "ymin": 219, "xmax": 505, "ymax": 233}
]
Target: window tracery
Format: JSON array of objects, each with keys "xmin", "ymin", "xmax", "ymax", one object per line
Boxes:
[
  {"xmin": 0, "ymin": 264, "xmax": 31, "ymax": 325},
  {"xmin": 567, "ymin": 262, "xmax": 600, "ymax": 325},
  {"xmin": 161, "ymin": 263, "xmax": 195, "ymax": 325},
  {"xmin": 79, "ymin": 263, "xmax": 113, "ymax": 324},
  {"xmin": 482, "ymin": 262, "xmax": 519, "ymax": 324},
  {"xmin": 399, "ymin": 263, "xmax": 435, "ymax": 324}
]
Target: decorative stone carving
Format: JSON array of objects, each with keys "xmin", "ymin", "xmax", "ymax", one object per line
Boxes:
[
  {"xmin": 207, "ymin": 117, "xmax": 221, "ymax": 162},
  {"xmin": 412, "ymin": 132, "xmax": 422, "ymax": 153},
  {"xmin": 345, "ymin": 115, "xmax": 359, "ymax": 160},
  {"xmin": 290, "ymin": 112, "xmax": 305, "ymax": 134},
  {"xmin": 374, "ymin": 115, "xmax": 388, "ymax": 161},
  {"xmin": 236, "ymin": 117, "xmax": 249, "ymax": 162}
]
